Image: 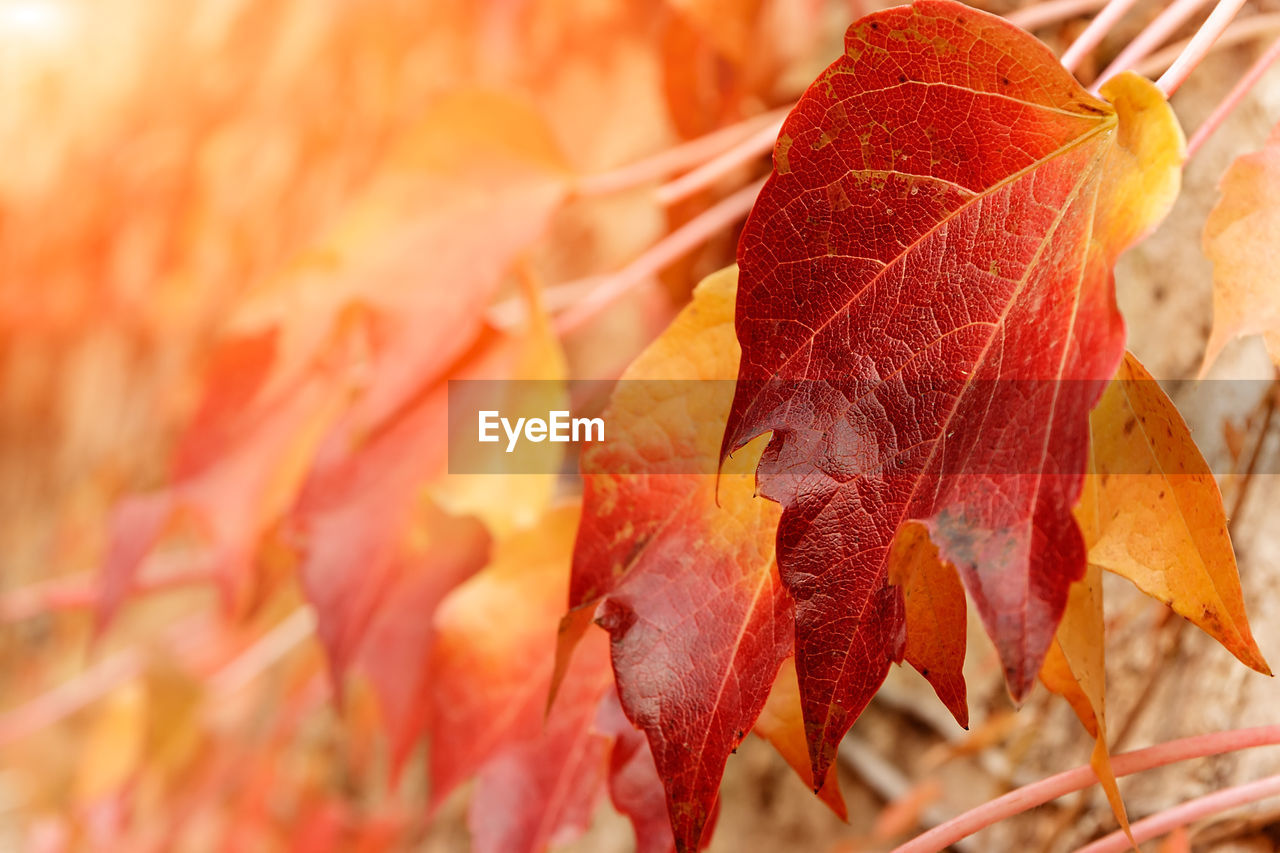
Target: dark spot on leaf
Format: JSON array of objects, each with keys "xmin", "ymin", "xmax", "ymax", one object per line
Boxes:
[
  {"xmin": 621, "ymin": 535, "xmax": 651, "ymax": 571},
  {"xmin": 595, "ymin": 599, "xmax": 637, "ymax": 638}
]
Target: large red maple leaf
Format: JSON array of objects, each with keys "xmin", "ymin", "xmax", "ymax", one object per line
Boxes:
[{"xmin": 721, "ymin": 0, "xmax": 1182, "ymax": 784}]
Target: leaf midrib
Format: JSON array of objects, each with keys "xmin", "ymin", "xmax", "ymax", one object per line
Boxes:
[
  {"xmin": 804, "ymin": 133, "xmax": 1113, "ymax": 754},
  {"xmin": 738, "ymin": 111, "xmax": 1116, "ymax": 418}
]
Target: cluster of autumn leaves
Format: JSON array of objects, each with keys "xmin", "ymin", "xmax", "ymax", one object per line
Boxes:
[
  {"xmin": 4, "ymin": 0, "xmax": 1280, "ymax": 850},
  {"xmin": 561, "ymin": 4, "xmax": 1276, "ymax": 849}
]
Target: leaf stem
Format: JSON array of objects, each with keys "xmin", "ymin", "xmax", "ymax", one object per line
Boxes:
[
  {"xmin": 1093, "ymin": 0, "xmax": 1216, "ymax": 89},
  {"xmin": 574, "ymin": 107, "xmax": 790, "ymax": 198},
  {"xmin": 1060, "ymin": 0, "xmax": 1143, "ymax": 73},
  {"xmin": 0, "ymin": 649, "xmax": 145, "ymax": 747},
  {"xmin": 1156, "ymin": 0, "xmax": 1252, "ymax": 96},
  {"xmin": 552, "ymin": 178, "xmax": 765, "ymax": 335},
  {"xmin": 574, "ymin": 0, "xmax": 1112, "ymax": 201},
  {"xmin": 1186, "ymin": 36, "xmax": 1280, "ymax": 156},
  {"xmin": 1136, "ymin": 12, "xmax": 1280, "ymax": 78},
  {"xmin": 0, "ymin": 615, "xmax": 218, "ymax": 746},
  {"xmin": 655, "ymin": 118, "xmax": 783, "ymax": 206},
  {"xmin": 890, "ymin": 726, "xmax": 1280, "ymax": 853},
  {"xmin": 1227, "ymin": 372, "xmax": 1280, "ymax": 531},
  {"xmin": 209, "ymin": 607, "xmax": 317, "ymax": 695},
  {"xmin": 1006, "ymin": 0, "xmax": 1110, "ymax": 32},
  {"xmin": 1075, "ymin": 773, "xmax": 1280, "ymax": 852},
  {"xmin": 0, "ymin": 565, "xmax": 214, "ymax": 622}
]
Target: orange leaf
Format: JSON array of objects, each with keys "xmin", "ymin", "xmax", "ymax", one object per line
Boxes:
[
  {"xmin": 296, "ymin": 284, "xmax": 565, "ymax": 765},
  {"xmin": 467, "ymin": 627, "xmax": 614, "ymax": 853},
  {"xmin": 1085, "ymin": 352, "xmax": 1269, "ymax": 675},
  {"xmin": 428, "ymin": 503, "xmax": 595, "ymax": 807},
  {"xmin": 889, "ymin": 523, "xmax": 968, "ymax": 729},
  {"xmin": 754, "ymin": 658, "xmax": 847, "ymax": 820},
  {"xmin": 567, "ymin": 266, "xmax": 790, "ymax": 852},
  {"xmin": 1038, "ymin": 561, "xmax": 1130, "ymax": 840},
  {"xmin": 348, "ymin": 504, "xmax": 491, "ymax": 770},
  {"xmin": 1202, "ymin": 120, "xmax": 1280, "ymax": 372}
]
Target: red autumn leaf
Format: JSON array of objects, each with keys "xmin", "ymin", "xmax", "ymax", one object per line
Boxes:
[
  {"xmin": 428, "ymin": 504, "xmax": 592, "ymax": 807},
  {"xmin": 568, "ymin": 267, "xmax": 790, "ymax": 851},
  {"xmin": 595, "ymin": 689, "xmax": 719, "ymax": 853},
  {"xmin": 292, "ymin": 381, "xmax": 454, "ymax": 693},
  {"xmin": 101, "ymin": 353, "xmax": 352, "ymax": 619},
  {"xmin": 293, "ymin": 311, "xmax": 559, "ymax": 757},
  {"xmin": 467, "ymin": 627, "xmax": 614, "ymax": 853},
  {"xmin": 99, "ymin": 90, "xmax": 569, "ymax": 626},
  {"xmin": 173, "ymin": 330, "xmax": 279, "ymax": 476},
  {"xmin": 721, "ymin": 0, "xmax": 1182, "ymax": 783},
  {"xmin": 345, "ymin": 504, "xmax": 491, "ymax": 769},
  {"xmin": 753, "ymin": 657, "xmax": 848, "ymax": 818}
]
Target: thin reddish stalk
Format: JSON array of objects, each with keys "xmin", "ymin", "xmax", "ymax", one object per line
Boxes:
[
  {"xmin": 891, "ymin": 726, "xmax": 1280, "ymax": 853},
  {"xmin": 577, "ymin": 0, "xmax": 1111, "ymax": 202},
  {"xmin": 1076, "ymin": 773, "xmax": 1280, "ymax": 853},
  {"xmin": 1060, "ymin": 0, "xmax": 1143, "ymax": 72},
  {"xmin": 209, "ymin": 607, "xmax": 316, "ymax": 695},
  {"xmin": 0, "ymin": 615, "xmax": 220, "ymax": 746},
  {"xmin": 655, "ymin": 117, "xmax": 783, "ymax": 206},
  {"xmin": 1136, "ymin": 13, "xmax": 1280, "ymax": 77},
  {"xmin": 1156, "ymin": 0, "xmax": 1251, "ymax": 95},
  {"xmin": 1094, "ymin": 0, "xmax": 1216, "ymax": 88},
  {"xmin": 553, "ymin": 178, "xmax": 765, "ymax": 335},
  {"xmin": 0, "ymin": 565, "xmax": 214, "ymax": 622},
  {"xmin": 0, "ymin": 649, "xmax": 145, "ymax": 747},
  {"xmin": 1006, "ymin": 0, "xmax": 1110, "ymax": 31},
  {"xmin": 1187, "ymin": 36, "xmax": 1280, "ymax": 156},
  {"xmin": 574, "ymin": 107, "xmax": 789, "ymax": 198}
]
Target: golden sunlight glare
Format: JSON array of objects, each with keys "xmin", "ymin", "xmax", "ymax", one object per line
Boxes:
[{"xmin": 0, "ymin": 0, "xmax": 72, "ymax": 44}]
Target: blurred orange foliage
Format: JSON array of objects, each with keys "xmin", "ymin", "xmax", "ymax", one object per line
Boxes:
[{"xmin": 0, "ymin": 0, "xmax": 836, "ymax": 848}]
